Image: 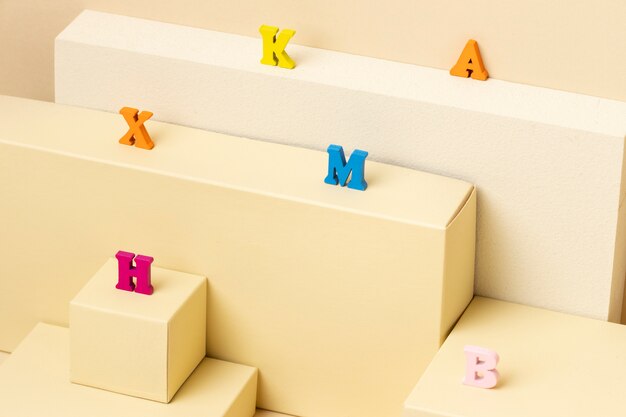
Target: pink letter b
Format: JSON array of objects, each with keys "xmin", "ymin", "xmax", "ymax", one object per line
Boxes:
[{"xmin": 463, "ymin": 345, "xmax": 499, "ymax": 389}]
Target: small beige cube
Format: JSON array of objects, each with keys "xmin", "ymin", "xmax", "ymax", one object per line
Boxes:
[{"xmin": 70, "ymin": 258, "xmax": 207, "ymax": 403}]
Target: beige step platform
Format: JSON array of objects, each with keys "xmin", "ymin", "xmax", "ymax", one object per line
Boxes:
[
  {"xmin": 404, "ymin": 297, "xmax": 626, "ymax": 417},
  {"xmin": 0, "ymin": 95, "xmax": 475, "ymax": 417},
  {"xmin": 0, "ymin": 323, "xmax": 257, "ymax": 417}
]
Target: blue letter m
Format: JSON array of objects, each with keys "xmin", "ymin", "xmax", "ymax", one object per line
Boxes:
[{"xmin": 324, "ymin": 144, "xmax": 368, "ymax": 191}]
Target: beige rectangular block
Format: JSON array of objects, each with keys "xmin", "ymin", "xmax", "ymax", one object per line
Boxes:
[
  {"xmin": 0, "ymin": 95, "xmax": 475, "ymax": 417},
  {"xmin": 55, "ymin": 10, "xmax": 626, "ymax": 322},
  {"xmin": 404, "ymin": 297, "xmax": 626, "ymax": 417},
  {"xmin": 0, "ymin": 323, "xmax": 257, "ymax": 417},
  {"xmin": 70, "ymin": 258, "xmax": 206, "ymax": 402}
]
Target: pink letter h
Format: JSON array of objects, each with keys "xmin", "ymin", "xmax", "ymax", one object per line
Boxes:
[{"xmin": 115, "ymin": 250, "xmax": 154, "ymax": 295}]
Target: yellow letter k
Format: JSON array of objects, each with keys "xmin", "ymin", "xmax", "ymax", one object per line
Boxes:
[{"xmin": 259, "ymin": 25, "xmax": 296, "ymax": 69}]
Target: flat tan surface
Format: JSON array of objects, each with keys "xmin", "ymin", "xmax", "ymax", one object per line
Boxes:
[
  {"xmin": 0, "ymin": 323, "xmax": 257, "ymax": 417},
  {"xmin": 0, "ymin": 352, "xmax": 8, "ymax": 366},
  {"xmin": 405, "ymin": 297, "xmax": 626, "ymax": 417},
  {"xmin": 1, "ymin": 1, "xmax": 625, "ymax": 101}
]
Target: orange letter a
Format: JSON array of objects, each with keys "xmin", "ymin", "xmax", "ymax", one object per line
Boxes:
[{"xmin": 450, "ymin": 39, "xmax": 489, "ymax": 81}]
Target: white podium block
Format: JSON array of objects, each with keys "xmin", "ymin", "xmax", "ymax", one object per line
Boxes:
[
  {"xmin": 55, "ymin": 10, "xmax": 626, "ymax": 321},
  {"xmin": 0, "ymin": 324, "xmax": 257, "ymax": 417},
  {"xmin": 70, "ymin": 258, "xmax": 207, "ymax": 402}
]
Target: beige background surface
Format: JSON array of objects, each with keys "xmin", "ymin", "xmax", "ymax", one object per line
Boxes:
[{"xmin": 0, "ymin": 0, "xmax": 625, "ymax": 102}]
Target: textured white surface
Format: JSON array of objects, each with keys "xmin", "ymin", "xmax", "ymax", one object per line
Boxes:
[{"xmin": 55, "ymin": 11, "xmax": 626, "ymax": 321}]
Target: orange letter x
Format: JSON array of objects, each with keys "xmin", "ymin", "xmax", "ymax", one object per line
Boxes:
[{"xmin": 119, "ymin": 107, "xmax": 155, "ymax": 150}]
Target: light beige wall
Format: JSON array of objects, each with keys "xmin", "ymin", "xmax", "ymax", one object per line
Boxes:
[{"xmin": 0, "ymin": 0, "xmax": 624, "ymax": 102}]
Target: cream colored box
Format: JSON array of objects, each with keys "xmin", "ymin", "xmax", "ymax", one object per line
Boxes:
[
  {"xmin": 70, "ymin": 258, "xmax": 207, "ymax": 403},
  {"xmin": 404, "ymin": 297, "xmax": 626, "ymax": 417},
  {"xmin": 0, "ymin": 96, "xmax": 475, "ymax": 417},
  {"xmin": 0, "ymin": 323, "xmax": 257, "ymax": 417}
]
